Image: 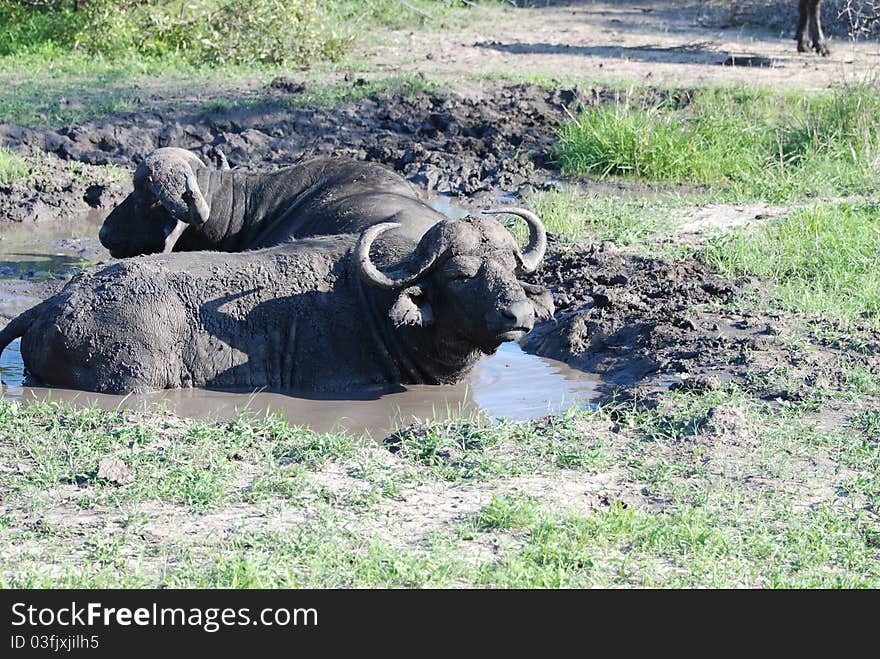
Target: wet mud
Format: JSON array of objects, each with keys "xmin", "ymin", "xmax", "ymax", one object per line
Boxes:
[
  {"xmin": 523, "ymin": 241, "xmax": 736, "ymax": 388},
  {"xmin": 521, "ymin": 239, "xmax": 880, "ymax": 403},
  {"xmin": 1, "ymin": 80, "xmax": 607, "ymax": 224}
]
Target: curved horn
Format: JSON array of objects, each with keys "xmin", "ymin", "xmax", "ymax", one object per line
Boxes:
[
  {"xmin": 482, "ymin": 206, "xmax": 547, "ymax": 273},
  {"xmin": 355, "ymin": 223, "xmax": 445, "ymax": 290},
  {"xmin": 144, "ymin": 149, "xmax": 210, "ymax": 227},
  {"xmin": 182, "ymin": 174, "xmax": 210, "ymax": 226}
]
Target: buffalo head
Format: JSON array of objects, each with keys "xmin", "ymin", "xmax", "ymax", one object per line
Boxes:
[
  {"xmin": 99, "ymin": 147, "xmax": 226, "ymax": 258},
  {"xmin": 355, "ymin": 207, "xmax": 554, "ymax": 355}
]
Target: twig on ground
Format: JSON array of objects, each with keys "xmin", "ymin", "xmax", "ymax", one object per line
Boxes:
[{"xmin": 401, "ymin": 1, "xmax": 434, "ymax": 21}]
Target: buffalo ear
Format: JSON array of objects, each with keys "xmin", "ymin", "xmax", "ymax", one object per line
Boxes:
[
  {"xmin": 520, "ymin": 281, "xmax": 555, "ymax": 321},
  {"xmin": 389, "ymin": 286, "xmax": 434, "ymax": 328}
]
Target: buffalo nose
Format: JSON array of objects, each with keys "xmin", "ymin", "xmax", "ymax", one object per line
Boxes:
[
  {"xmin": 98, "ymin": 225, "xmax": 113, "ymax": 247},
  {"xmin": 498, "ymin": 299, "xmax": 534, "ymax": 330}
]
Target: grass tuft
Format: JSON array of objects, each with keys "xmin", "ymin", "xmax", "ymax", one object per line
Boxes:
[
  {"xmin": 0, "ymin": 147, "xmax": 31, "ymax": 185},
  {"xmin": 474, "ymin": 494, "xmax": 540, "ymax": 530},
  {"xmin": 705, "ymin": 202, "xmax": 880, "ymax": 324},
  {"xmin": 554, "ymin": 85, "xmax": 880, "ymax": 201}
]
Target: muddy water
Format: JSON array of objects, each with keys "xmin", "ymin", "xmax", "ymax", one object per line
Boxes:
[
  {"xmin": 0, "ymin": 196, "xmax": 602, "ymax": 436},
  {"xmin": 0, "ymin": 211, "xmax": 107, "ymax": 266},
  {"xmin": 2, "ymin": 341, "xmax": 600, "ymax": 436}
]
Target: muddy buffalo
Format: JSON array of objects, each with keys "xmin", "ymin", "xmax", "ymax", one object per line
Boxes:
[
  {"xmin": 0, "ymin": 210, "xmax": 553, "ymax": 394},
  {"xmin": 98, "ymin": 147, "xmax": 440, "ymax": 258}
]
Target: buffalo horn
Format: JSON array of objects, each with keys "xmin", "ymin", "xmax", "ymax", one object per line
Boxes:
[{"xmin": 481, "ymin": 206, "xmax": 547, "ymax": 273}]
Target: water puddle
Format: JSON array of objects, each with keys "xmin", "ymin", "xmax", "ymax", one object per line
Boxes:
[
  {"xmin": 0, "ymin": 211, "xmax": 106, "ymax": 275},
  {"xmin": 2, "ymin": 341, "xmax": 600, "ymax": 437},
  {"xmin": 426, "ymin": 193, "xmax": 472, "ymax": 219}
]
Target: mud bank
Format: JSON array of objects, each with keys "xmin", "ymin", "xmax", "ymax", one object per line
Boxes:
[
  {"xmin": 1, "ymin": 80, "xmax": 607, "ymax": 224},
  {"xmin": 522, "ymin": 240, "xmax": 880, "ymax": 402},
  {"xmin": 0, "ymin": 161, "xmax": 127, "ymax": 225},
  {"xmin": 524, "ymin": 242, "xmax": 736, "ymax": 389}
]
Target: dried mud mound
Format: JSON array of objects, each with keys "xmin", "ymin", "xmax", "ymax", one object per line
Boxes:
[
  {"xmin": 523, "ymin": 241, "xmax": 880, "ymax": 401},
  {"xmin": 522, "ymin": 243, "xmax": 737, "ymax": 388},
  {"xmin": 0, "ymin": 163, "xmax": 127, "ymax": 224},
  {"xmin": 1, "ymin": 80, "xmax": 601, "ymax": 223}
]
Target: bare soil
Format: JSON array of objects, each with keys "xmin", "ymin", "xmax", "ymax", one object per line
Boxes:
[{"xmin": 371, "ymin": 1, "xmax": 880, "ymax": 90}]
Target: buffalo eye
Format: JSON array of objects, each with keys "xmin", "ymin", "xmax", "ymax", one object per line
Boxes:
[{"xmin": 443, "ymin": 256, "xmax": 480, "ymax": 282}]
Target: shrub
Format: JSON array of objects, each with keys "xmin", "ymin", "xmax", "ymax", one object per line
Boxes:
[{"xmin": 0, "ymin": 0, "xmax": 351, "ymax": 66}]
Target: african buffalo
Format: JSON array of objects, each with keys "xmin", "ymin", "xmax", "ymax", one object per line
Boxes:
[
  {"xmin": 0, "ymin": 210, "xmax": 553, "ymax": 394},
  {"xmin": 797, "ymin": 0, "xmax": 829, "ymax": 55},
  {"xmin": 99, "ymin": 147, "xmax": 437, "ymax": 258}
]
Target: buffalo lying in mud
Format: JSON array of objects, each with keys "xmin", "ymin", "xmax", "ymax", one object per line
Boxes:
[
  {"xmin": 797, "ymin": 0, "xmax": 829, "ymax": 55},
  {"xmin": 99, "ymin": 147, "xmax": 437, "ymax": 258},
  {"xmin": 0, "ymin": 211, "xmax": 553, "ymax": 394}
]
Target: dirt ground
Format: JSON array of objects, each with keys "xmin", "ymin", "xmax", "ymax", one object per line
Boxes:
[{"xmin": 370, "ymin": 1, "xmax": 880, "ymax": 90}]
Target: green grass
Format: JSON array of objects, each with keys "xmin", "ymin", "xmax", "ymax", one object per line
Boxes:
[
  {"xmin": 480, "ymin": 501, "xmax": 879, "ymax": 588},
  {"xmin": 0, "ymin": 0, "xmax": 477, "ymax": 125},
  {"xmin": 473, "ymin": 494, "xmax": 540, "ymax": 531},
  {"xmin": 554, "ymin": 85, "xmax": 880, "ymax": 202},
  {"xmin": 520, "ymin": 188, "xmax": 692, "ymax": 246},
  {"xmin": 705, "ymin": 202, "xmax": 880, "ymax": 324},
  {"xmin": 0, "ymin": 146, "xmax": 31, "ymax": 185},
  {"xmin": 0, "ymin": 0, "xmax": 474, "ymax": 67},
  {"xmin": 0, "ymin": 0, "xmax": 486, "ymax": 68},
  {"xmin": 1, "ymin": 387, "xmax": 876, "ymax": 588},
  {"xmin": 854, "ymin": 410, "xmax": 880, "ymax": 439}
]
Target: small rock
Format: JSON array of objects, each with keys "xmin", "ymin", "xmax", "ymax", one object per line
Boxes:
[
  {"xmin": 96, "ymin": 458, "xmax": 134, "ymax": 486},
  {"xmin": 591, "ymin": 289, "xmax": 612, "ymax": 309},
  {"xmin": 268, "ymin": 77, "xmax": 305, "ymax": 94},
  {"xmin": 83, "ymin": 184, "xmax": 106, "ymax": 208},
  {"xmin": 670, "ymin": 375, "xmax": 720, "ymax": 393}
]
